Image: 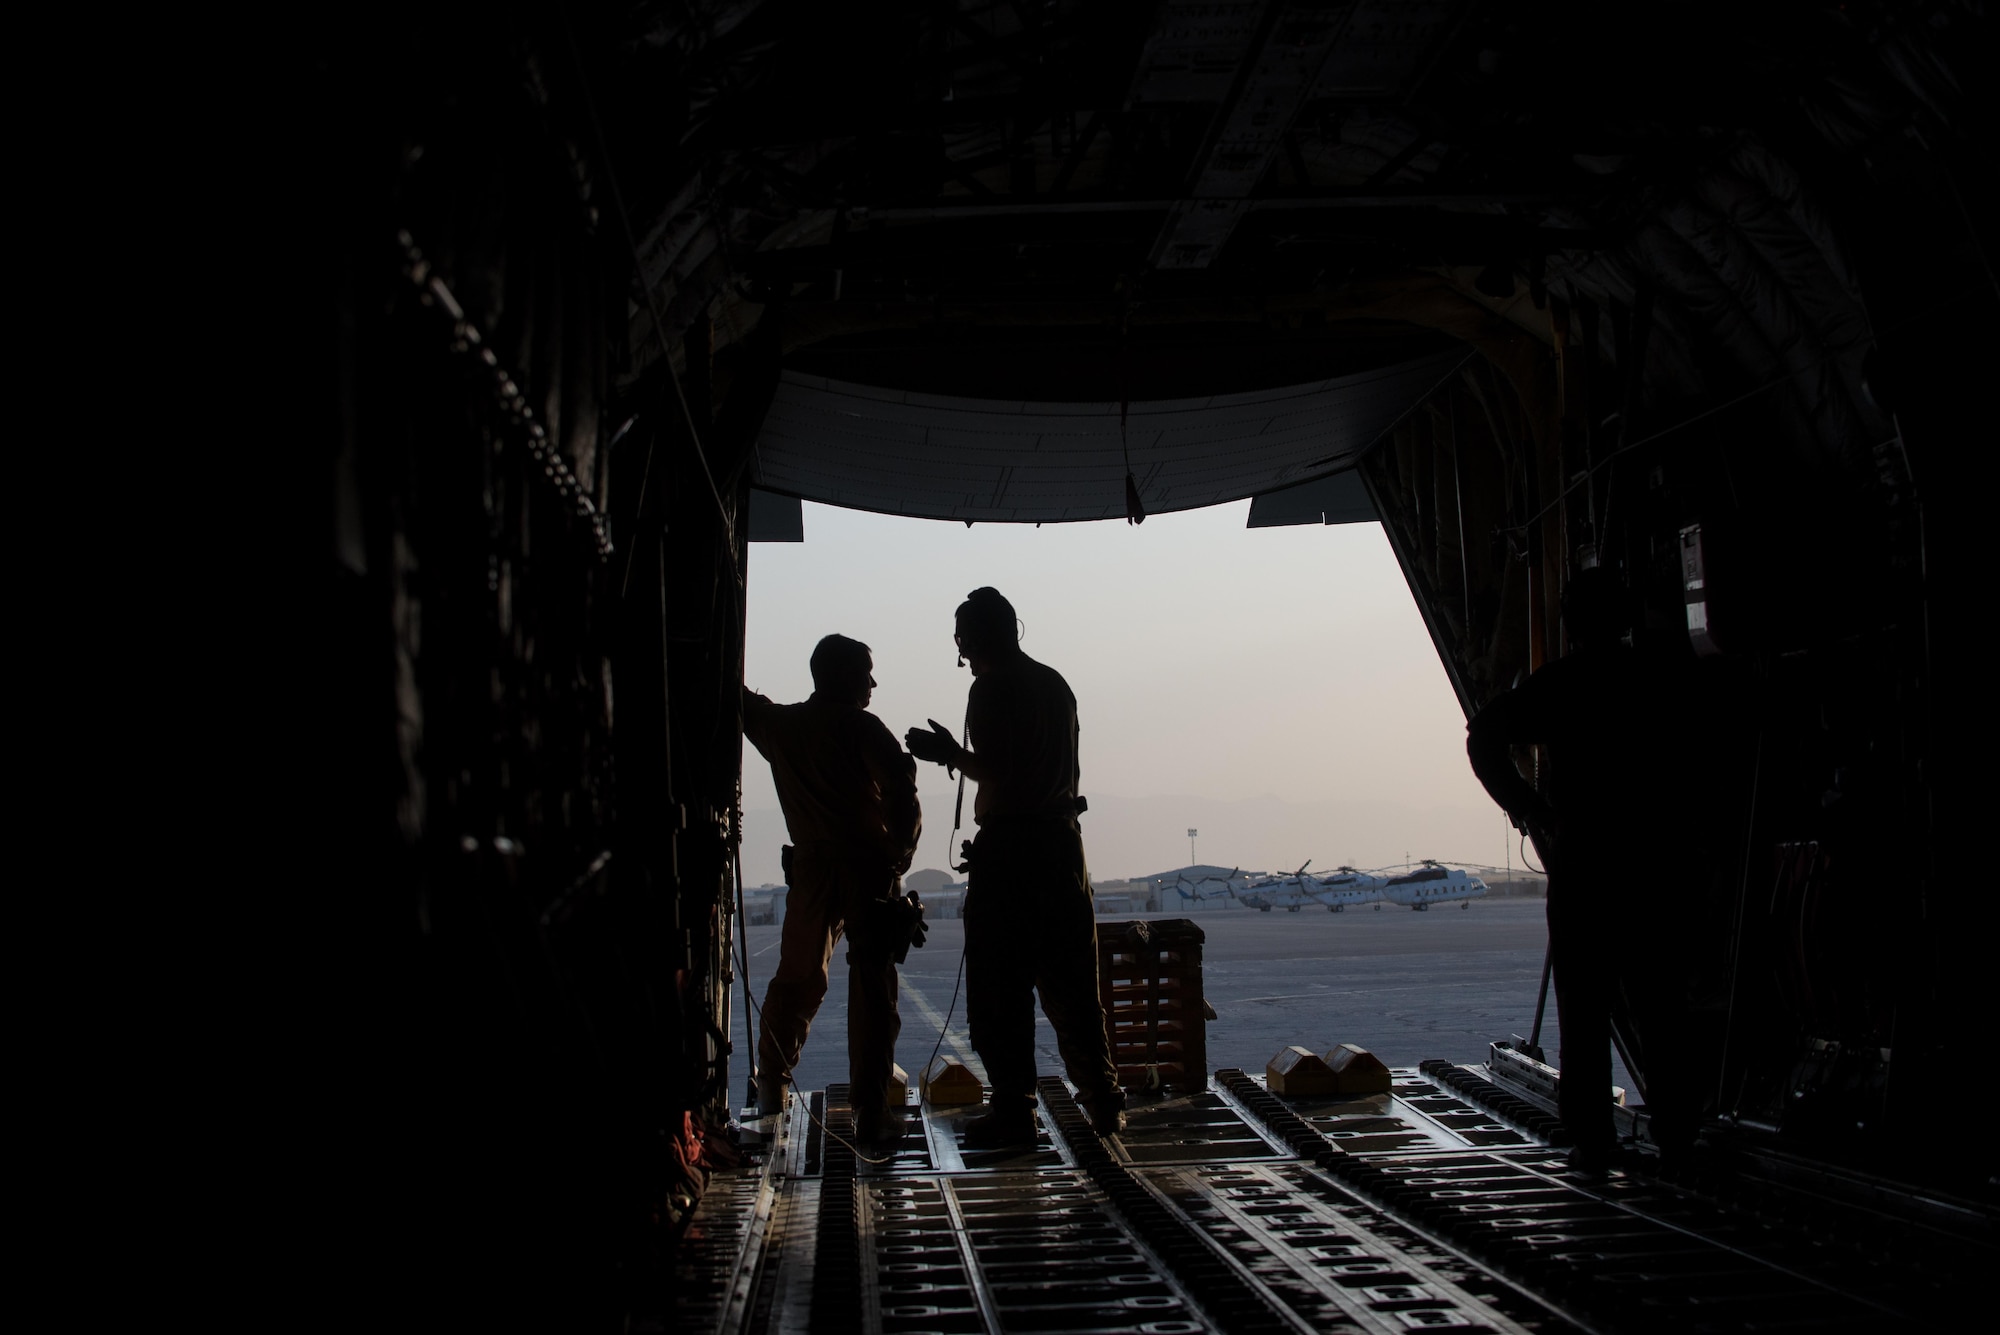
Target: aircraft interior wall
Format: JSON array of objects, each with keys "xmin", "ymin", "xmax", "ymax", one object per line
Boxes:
[
  {"xmin": 1355, "ymin": 277, "xmax": 1986, "ymax": 1184},
  {"xmin": 308, "ymin": 3, "xmax": 1994, "ymax": 1322},
  {"xmin": 319, "ymin": 20, "xmax": 760, "ymax": 1317}
]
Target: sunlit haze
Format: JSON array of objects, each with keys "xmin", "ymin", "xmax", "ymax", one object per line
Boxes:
[{"xmin": 741, "ymin": 500, "xmax": 1510, "ymax": 884}]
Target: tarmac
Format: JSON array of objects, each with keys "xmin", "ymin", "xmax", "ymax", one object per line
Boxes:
[{"xmin": 729, "ymin": 897, "xmax": 1636, "ymax": 1103}]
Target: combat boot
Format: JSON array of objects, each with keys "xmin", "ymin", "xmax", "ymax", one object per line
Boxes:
[
  {"xmin": 1564, "ymin": 1142, "xmax": 1614, "ymax": 1179},
  {"xmin": 757, "ymin": 1075, "xmax": 787, "ymax": 1118},
  {"xmin": 855, "ymin": 1107, "xmax": 909, "ymax": 1148},
  {"xmin": 1084, "ymin": 1085, "xmax": 1126, "ymax": 1138},
  {"xmin": 961, "ymin": 1107, "xmax": 1037, "ymax": 1150}
]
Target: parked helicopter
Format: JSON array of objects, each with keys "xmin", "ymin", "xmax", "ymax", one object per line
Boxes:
[
  {"xmin": 1173, "ymin": 860, "xmax": 1492, "ymax": 913},
  {"xmin": 1171, "ymin": 864, "xmax": 1324, "ymax": 912},
  {"xmin": 1310, "ymin": 866, "xmax": 1392, "ymax": 912},
  {"xmin": 1381, "ymin": 860, "xmax": 1489, "ymax": 910},
  {"xmin": 1238, "ymin": 862, "xmax": 1322, "ymax": 912},
  {"xmin": 1172, "ymin": 867, "xmax": 1254, "ymax": 906},
  {"xmin": 1231, "ymin": 862, "xmax": 1393, "ymax": 913}
]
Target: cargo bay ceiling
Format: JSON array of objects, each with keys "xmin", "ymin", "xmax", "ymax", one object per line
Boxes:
[
  {"xmin": 477, "ymin": 0, "xmax": 1993, "ymax": 535},
  {"xmin": 348, "ymin": 0, "xmax": 1991, "ymax": 775}
]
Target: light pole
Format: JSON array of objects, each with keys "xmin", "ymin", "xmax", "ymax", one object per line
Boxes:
[{"xmin": 1188, "ymin": 828, "xmax": 1198, "ymax": 868}]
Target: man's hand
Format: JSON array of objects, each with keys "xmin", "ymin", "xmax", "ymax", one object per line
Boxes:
[{"xmin": 905, "ymin": 719, "xmax": 962, "ymax": 773}]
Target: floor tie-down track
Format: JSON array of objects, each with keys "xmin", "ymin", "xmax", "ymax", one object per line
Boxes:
[{"xmin": 673, "ymin": 1065, "xmax": 1989, "ymax": 1334}]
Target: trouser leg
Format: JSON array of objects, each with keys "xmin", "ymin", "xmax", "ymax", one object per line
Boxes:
[
  {"xmin": 964, "ymin": 883, "xmax": 1038, "ymax": 1114},
  {"xmin": 757, "ymin": 865, "xmax": 840, "ymax": 1088},
  {"xmin": 827, "ymin": 854, "xmax": 902, "ymax": 1116},
  {"xmin": 1554, "ymin": 953, "xmax": 1614, "ymax": 1150},
  {"xmin": 1620, "ymin": 938, "xmax": 1698, "ymax": 1151},
  {"xmin": 1549, "ymin": 890, "xmax": 1615, "ymax": 1152},
  {"xmin": 845, "ymin": 946, "xmax": 901, "ymax": 1117},
  {"xmin": 1032, "ymin": 858, "xmax": 1118, "ymax": 1099}
]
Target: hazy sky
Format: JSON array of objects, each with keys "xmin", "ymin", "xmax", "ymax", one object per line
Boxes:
[{"xmin": 740, "ymin": 499, "xmax": 1510, "ymax": 882}]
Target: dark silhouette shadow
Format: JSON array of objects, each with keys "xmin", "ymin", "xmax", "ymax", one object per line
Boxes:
[
  {"xmin": 1467, "ymin": 568, "xmax": 1703, "ymax": 1162},
  {"xmin": 743, "ymin": 634, "xmax": 923, "ymax": 1145},
  {"xmin": 906, "ymin": 588, "xmax": 1126, "ymax": 1147}
]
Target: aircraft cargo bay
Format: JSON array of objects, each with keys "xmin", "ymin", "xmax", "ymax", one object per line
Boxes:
[{"xmin": 300, "ymin": 2, "xmax": 1996, "ymax": 1328}]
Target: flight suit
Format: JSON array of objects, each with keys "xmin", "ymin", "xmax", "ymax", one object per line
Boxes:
[
  {"xmin": 744, "ymin": 690, "xmax": 921, "ymax": 1123},
  {"xmin": 1467, "ymin": 645, "xmax": 1700, "ymax": 1156},
  {"xmin": 960, "ymin": 654, "xmax": 1120, "ymax": 1119}
]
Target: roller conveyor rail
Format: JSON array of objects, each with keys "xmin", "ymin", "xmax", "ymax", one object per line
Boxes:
[{"xmin": 665, "ymin": 1062, "xmax": 1994, "ymax": 1334}]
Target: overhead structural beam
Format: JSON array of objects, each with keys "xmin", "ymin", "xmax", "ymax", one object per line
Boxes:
[
  {"xmin": 1246, "ymin": 469, "xmax": 1378, "ymax": 526},
  {"xmin": 1126, "ymin": 1, "xmax": 1272, "ymax": 105},
  {"xmin": 747, "ymin": 488, "xmax": 804, "ymax": 542},
  {"xmin": 854, "ymin": 191, "xmax": 1563, "ymax": 221},
  {"xmin": 751, "ymin": 349, "xmax": 1465, "ymax": 524},
  {"xmin": 1149, "ymin": 2, "xmax": 1349, "ymax": 270}
]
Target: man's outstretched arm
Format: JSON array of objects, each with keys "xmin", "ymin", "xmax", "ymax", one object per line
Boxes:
[{"xmin": 742, "ymin": 686, "xmax": 778, "ymax": 753}]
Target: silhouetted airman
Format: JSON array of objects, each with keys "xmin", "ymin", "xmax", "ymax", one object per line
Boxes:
[
  {"xmin": 1467, "ymin": 567, "xmax": 1700, "ymax": 1168},
  {"xmin": 745, "ymin": 635, "xmax": 922, "ymax": 1147},
  {"xmin": 907, "ymin": 588, "xmax": 1125, "ymax": 1148}
]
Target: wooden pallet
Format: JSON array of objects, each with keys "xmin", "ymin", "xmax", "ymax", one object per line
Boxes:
[{"xmin": 1098, "ymin": 918, "xmax": 1208, "ymax": 1093}]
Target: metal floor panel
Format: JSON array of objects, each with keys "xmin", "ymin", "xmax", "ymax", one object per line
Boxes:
[{"xmin": 677, "ymin": 1062, "xmax": 1991, "ymax": 1334}]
